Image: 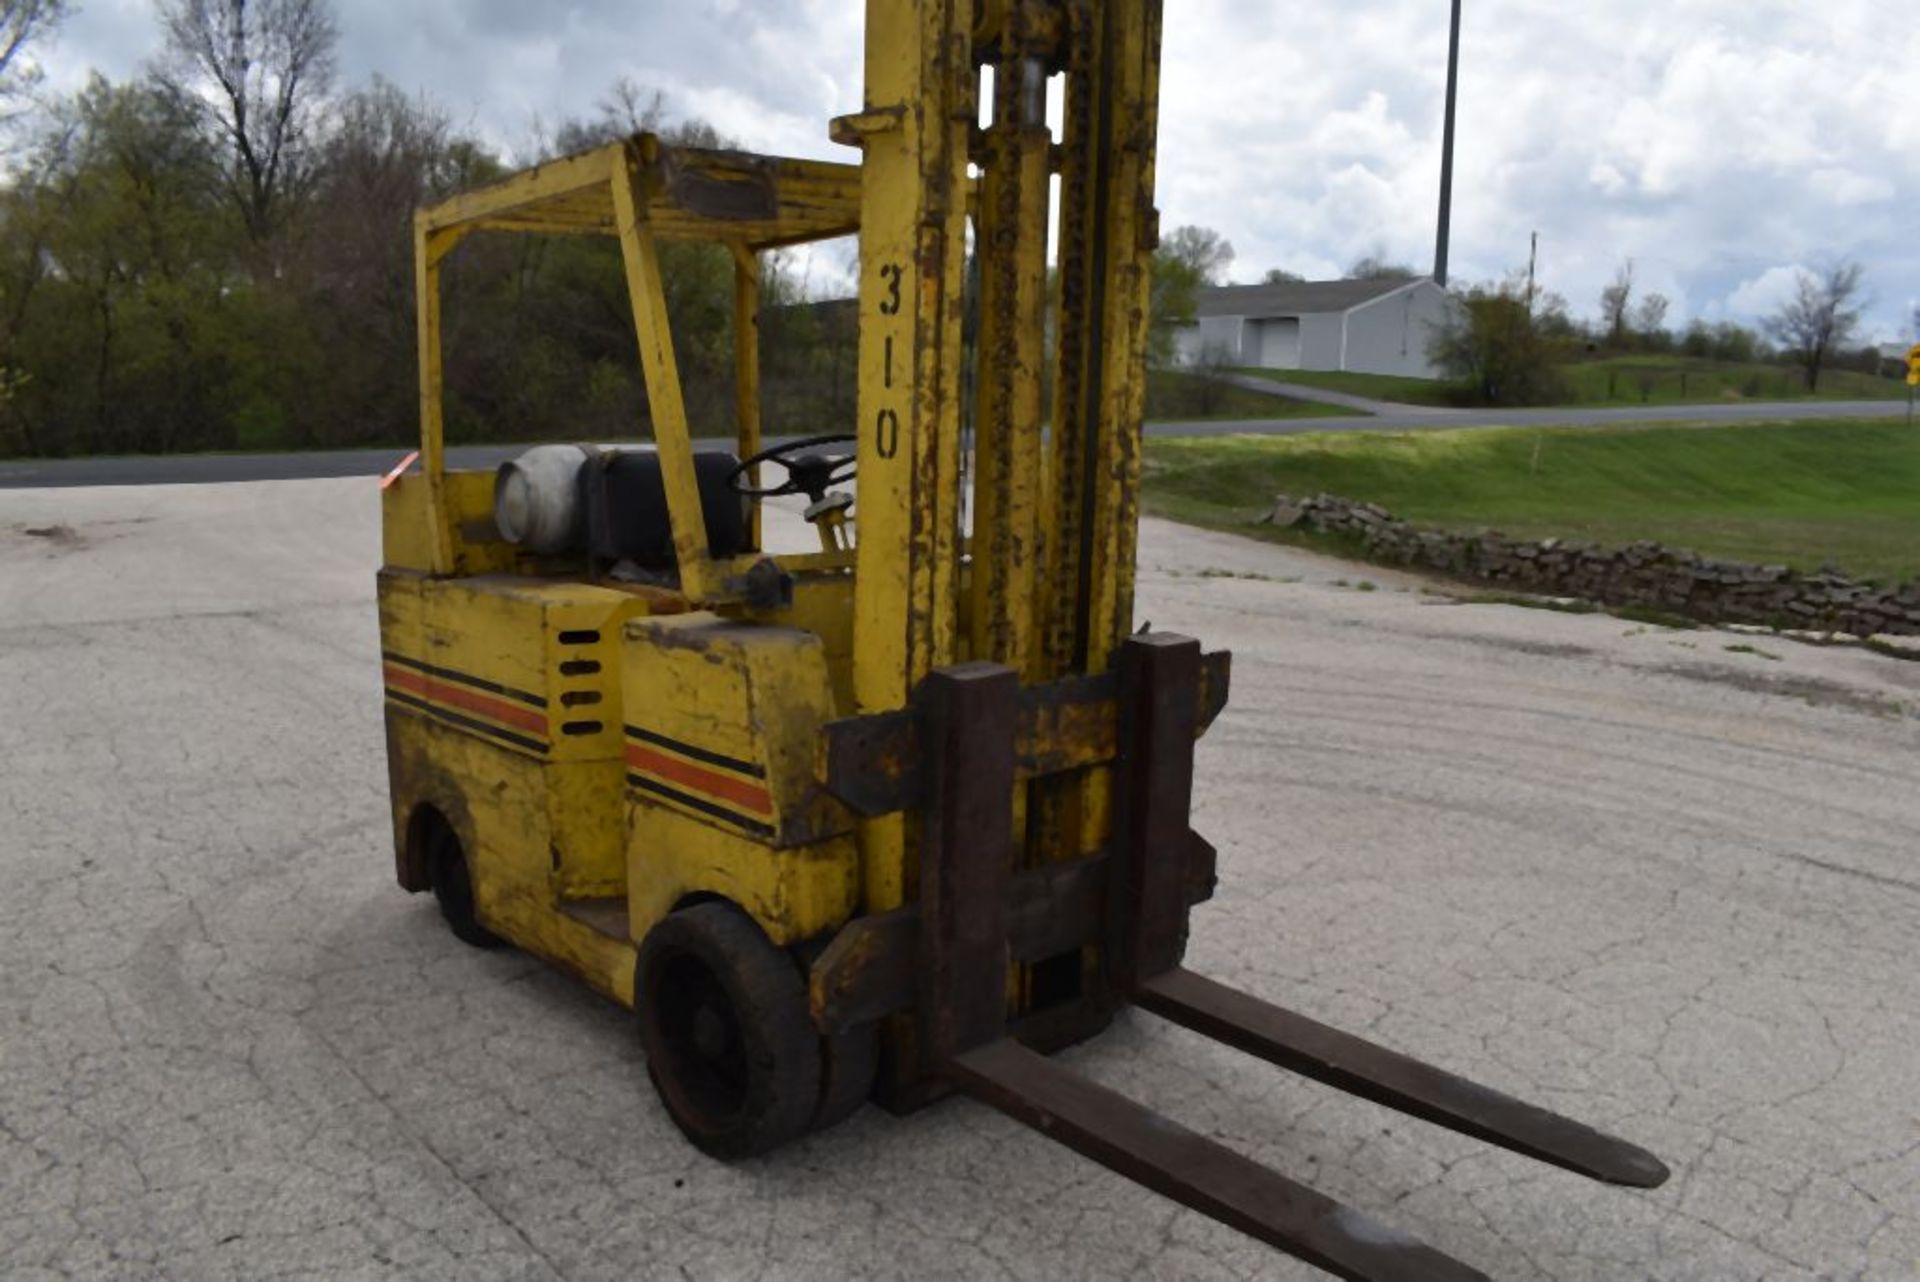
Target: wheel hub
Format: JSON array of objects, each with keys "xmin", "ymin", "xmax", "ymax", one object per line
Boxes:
[{"xmin": 693, "ymin": 1003, "xmax": 729, "ymax": 1061}]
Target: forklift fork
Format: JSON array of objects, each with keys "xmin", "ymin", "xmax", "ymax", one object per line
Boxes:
[{"xmin": 821, "ymin": 633, "xmax": 1667, "ymax": 1281}]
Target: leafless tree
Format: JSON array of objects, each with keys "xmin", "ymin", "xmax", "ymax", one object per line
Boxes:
[
  {"xmin": 598, "ymin": 76, "xmax": 667, "ymax": 137},
  {"xmin": 1185, "ymin": 340, "xmax": 1238, "ymax": 416},
  {"xmin": 1765, "ymin": 261, "xmax": 1865, "ymax": 393},
  {"xmin": 1635, "ymin": 292, "xmax": 1670, "ymax": 341},
  {"xmin": 158, "ymin": 0, "xmax": 338, "ymax": 245},
  {"xmin": 1599, "ymin": 260, "xmax": 1633, "ymax": 346},
  {"xmin": 1345, "ymin": 250, "xmax": 1417, "ymax": 281},
  {"xmin": 1, "ymin": 0, "xmax": 68, "ymax": 101}
]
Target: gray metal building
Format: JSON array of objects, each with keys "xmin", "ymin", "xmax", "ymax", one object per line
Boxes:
[{"xmin": 1175, "ymin": 277, "xmax": 1461, "ymax": 379}]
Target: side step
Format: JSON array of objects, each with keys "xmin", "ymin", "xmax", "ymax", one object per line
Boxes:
[
  {"xmin": 949, "ymin": 1039, "xmax": 1489, "ymax": 1282},
  {"xmin": 1136, "ymin": 968, "xmax": 1670, "ymax": 1189},
  {"xmin": 558, "ymin": 896, "xmax": 629, "ymax": 940}
]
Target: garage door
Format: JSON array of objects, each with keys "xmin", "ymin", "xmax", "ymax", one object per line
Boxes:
[{"xmin": 1258, "ymin": 318, "xmax": 1301, "ymax": 369}]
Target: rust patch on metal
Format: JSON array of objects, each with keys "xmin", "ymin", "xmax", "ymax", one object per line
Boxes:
[
  {"xmin": 1196, "ymin": 649, "xmax": 1231, "ymax": 734},
  {"xmin": 810, "ymin": 909, "xmax": 913, "ymax": 1031},
  {"xmin": 658, "ymin": 149, "xmax": 780, "ymax": 222},
  {"xmin": 382, "ymin": 710, "xmax": 478, "ymax": 893},
  {"xmin": 822, "ymin": 663, "xmax": 1225, "ymax": 816}
]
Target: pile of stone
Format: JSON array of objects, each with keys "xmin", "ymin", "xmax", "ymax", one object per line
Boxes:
[{"xmin": 1265, "ymin": 493, "xmax": 1920, "ymax": 638}]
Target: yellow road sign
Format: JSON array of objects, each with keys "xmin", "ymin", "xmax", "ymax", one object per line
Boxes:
[{"xmin": 1909, "ymin": 344, "xmax": 1920, "ymax": 385}]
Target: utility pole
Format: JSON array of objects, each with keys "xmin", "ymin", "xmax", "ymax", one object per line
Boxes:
[
  {"xmin": 1433, "ymin": 0, "xmax": 1462, "ymax": 286},
  {"xmin": 1526, "ymin": 231, "xmax": 1538, "ymax": 316}
]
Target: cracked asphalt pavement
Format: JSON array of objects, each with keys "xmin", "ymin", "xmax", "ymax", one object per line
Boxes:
[{"xmin": 3, "ymin": 478, "xmax": 1917, "ymax": 1279}]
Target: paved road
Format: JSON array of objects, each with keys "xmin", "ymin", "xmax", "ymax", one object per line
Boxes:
[
  {"xmin": 4, "ymin": 480, "xmax": 1917, "ymax": 1279},
  {"xmin": 2, "ymin": 391, "xmax": 1909, "ymax": 488}
]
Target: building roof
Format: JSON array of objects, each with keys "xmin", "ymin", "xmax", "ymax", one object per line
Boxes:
[{"xmin": 1195, "ymin": 277, "xmax": 1425, "ymax": 320}]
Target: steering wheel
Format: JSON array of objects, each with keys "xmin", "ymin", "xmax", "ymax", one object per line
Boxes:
[{"xmin": 727, "ymin": 433, "xmax": 858, "ymax": 504}]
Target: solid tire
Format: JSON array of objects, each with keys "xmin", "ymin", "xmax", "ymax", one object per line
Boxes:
[
  {"xmin": 635, "ymin": 903, "xmax": 821, "ymax": 1159},
  {"xmin": 428, "ymin": 820, "xmax": 501, "ymax": 949}
]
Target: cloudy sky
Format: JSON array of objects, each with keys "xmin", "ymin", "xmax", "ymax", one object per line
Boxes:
[{"xmin": 35, "ymin": 0, "xmax": 1920, "ymax": 341}]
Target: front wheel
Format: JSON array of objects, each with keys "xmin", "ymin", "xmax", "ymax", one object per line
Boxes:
[{"xmin": 635, "ymin": 903, "xmax": 821, "ymax": 1158}]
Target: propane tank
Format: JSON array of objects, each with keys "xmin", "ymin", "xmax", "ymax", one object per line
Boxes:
[{"xmin": 493, "ymin": 444, "xmax": 592, "ymax": 555}]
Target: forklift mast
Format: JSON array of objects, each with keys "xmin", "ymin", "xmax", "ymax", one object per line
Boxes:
[{"xmin": 844, "ymin": 0, "xmax": 1159, "ymax": 910}]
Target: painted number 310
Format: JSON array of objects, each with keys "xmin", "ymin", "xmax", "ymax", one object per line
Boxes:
[{"xmin": 875, "ymin": 262, "xmax": 904, "ymax": 458}]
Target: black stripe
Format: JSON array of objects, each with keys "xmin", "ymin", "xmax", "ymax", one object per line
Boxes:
[
  {"xmin": 387, "ymin": 689, "xmax": 550, "ymax": 755},
  {"xmin": 623, "ymin": 724, "xmax": 766, "ymax": 778},
  {"xmin": 382, "ymin": 650, "xmax": 547, "ymax": 708},
  {"xmin": 626, "ymin": 772, "xmax": 774, "ymax": 838}
]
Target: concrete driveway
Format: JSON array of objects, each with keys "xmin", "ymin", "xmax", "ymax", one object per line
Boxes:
[{"xmin": 2, "ymin": 479, "xmax": 1916, "ymax": 1278}]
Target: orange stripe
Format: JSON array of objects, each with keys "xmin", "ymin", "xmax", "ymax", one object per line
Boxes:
[
  {"xmin": 383, "ymin": 665, "xmax": 549, "ymax": 737},
  {"xmin": 625, "ymin": 742, "xmax": 773, "ymax": 816}
]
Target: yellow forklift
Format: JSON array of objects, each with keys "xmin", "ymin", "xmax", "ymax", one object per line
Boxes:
[{"xmin": 377, "ymin": 3, "xmax": 1667, "ymax": 1275}]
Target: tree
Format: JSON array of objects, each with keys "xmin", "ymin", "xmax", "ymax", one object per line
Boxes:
[
  {"xmin": 1160, "ymin": 225, "xmax": 1234, "ymax": 284},
  {"xmin": 158, "ymin": 0, "xmax": 339, "ymax": 246},
  {"xmin": 1262, "ymin": 267, "xmax": 1304, "ymax": 285},
  {"xmin": 1634, "ymin": 292, "xmax": 1670, "ymax": 346},
  {"xmin": 1428, "ymin": 278, "xmax": 1569, "ymax": 406},
  {"xmin": 3, "ymin": 74, "xmax": 232, "ymax": 455},
  {"xmin": 1346, "ymin": 252, "xmax": 1417, "ymax": 281},
  {"xmin": 1533, "ymin": 290, "xmax": 1577, "ymax": 340},
  {"xmin": 1599, "ymin": 260, "xmax": 1633, "ymax": 346},
  {"xmin": 490, "ymin": 86, "xmax": 750, "ymax": 441},
  {"xmin": 285, "ymin": 78, "xmax": 497, "ymax": 446},
  {"xmin": 0, "ymin": 0, "xmax": 67, "ymax": 103},
  {"xmin": 1764, "ymin": 261, "xmax": 1865, "ymax": 392},
  {"xmin": 1147, "ymin": 223, "xmax": 1232, "ymax": 367},
  {"xmin": 1680, "ymin": 319, "xmax": 1762, "ymax": 364}
]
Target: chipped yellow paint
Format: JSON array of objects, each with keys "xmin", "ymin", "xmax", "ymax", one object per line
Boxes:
[
  {"xmin": 624, "ymin": 805, "xmax": 858, "ymax": 953},
  {"xmin": 384, "ymin": 712, "xmax": 639, "ymax": 1003},
  {"xmin": 841, "ymin": 0, "xmax": 975, "ymax": 914},
  {"xmin": 619, "ymin": 613, "xmax": 859, "ymax": 947}
]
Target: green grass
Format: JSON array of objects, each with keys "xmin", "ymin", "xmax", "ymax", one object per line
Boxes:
[
  {"xmin": 1561, "ymin": 357, "xmax": 1908, "ymax": 406},
  {"xmin": 1146, "ymin": 370, "xmax": 1360, "ymax": 421},
  {"xmin": 1235, "ymin": 358, "xmax": 1912, "ymax": 409},
  {"xmin": 1142, "ymin": 418, "xmax": 1920, "ymax": 584}
]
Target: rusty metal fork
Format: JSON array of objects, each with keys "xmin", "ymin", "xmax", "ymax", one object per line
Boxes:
[{"xmin": 912, "ymin": 638, "xmax": 1665, "ymax": 1281}]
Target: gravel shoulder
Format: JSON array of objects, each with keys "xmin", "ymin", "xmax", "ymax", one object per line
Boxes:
[{"xmin": 2, "ymin": 481, "xmax": 1916, "ymax": 1279}]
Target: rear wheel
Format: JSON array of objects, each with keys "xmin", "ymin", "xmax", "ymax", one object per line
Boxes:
[
  {"xmin": 635, "ymin": 903, "xmax": 820, "ymax": 1158},
  {"xmin": 426, "ymin": 816, "xmax": 500, "ymax": 949}
]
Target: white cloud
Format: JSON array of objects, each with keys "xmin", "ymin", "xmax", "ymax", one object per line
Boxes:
[
  {"xmin": 1726, "ymin": 265, "xmax": 1808, "ymax": 320},
  {"xmin": 27, "ymin": 0, "xmax": 1920, "ymax": 340},
  {"xmin": 1809, "ymin": 168, "xmax": 1895, "ymax": 208}
]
